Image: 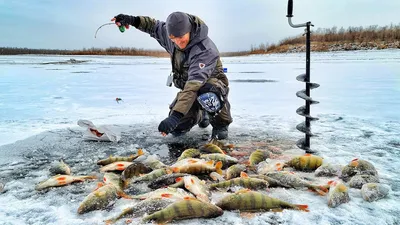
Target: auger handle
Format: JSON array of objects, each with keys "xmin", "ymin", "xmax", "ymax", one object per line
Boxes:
[{"xmin": 287, "ymin": 0, "xmax": 293, "ymax": 18}]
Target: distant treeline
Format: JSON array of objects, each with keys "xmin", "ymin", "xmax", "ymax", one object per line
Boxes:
[
  {"xmin": 250, "ymin": 23, "xmax": 400, "ymax": 53},
  {"xmin": 0, "ymin": 47, "xmax": 169, "ymax": 57},
  {"xmin": 2, "ymin": 24, "xmax": 400, "ymax": 56}
]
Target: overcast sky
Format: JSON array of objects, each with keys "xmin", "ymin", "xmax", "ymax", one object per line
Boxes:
[{"xmin": 0, "ymin": 0, "xmax": 399, "ymax": 52}]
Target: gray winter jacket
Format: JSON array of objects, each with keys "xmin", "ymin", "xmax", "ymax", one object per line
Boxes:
[{"xmin": 134, "ymin": 14, "xmax": 228, "ymax": 115}]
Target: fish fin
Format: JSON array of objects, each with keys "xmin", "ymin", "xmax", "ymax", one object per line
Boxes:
[
  {"xmin": 240, "ymin": 212, "xmax": 257, "ymax": 219},
  {"xmin": 184, "ymin": 196, "xmax": 197, "ymax": 200},
  {"xmin": 350, "ymin": 160, "xmax": 359, "ymax": 167},
  {"xmin": 117, "ymin": 191, "xmax": 132, "ymax": 199},
  {"xmin": 137, "ymin": 148, "xmax": 144, "ymax": 156},
  {"xmin": 226, "ymin": 144, "xmax": 235, "ymax": 149},
  {"xmin": 206, "ymin": 160, "xmax": 215, "ymax": 165},
  {"xmin": 175, "ymin": 177, "xmax": 183, "ymax": 182},
  {"xmin": 338, "ymin": 184, "xmax": 348, "ymax": 192},
  {"xmin": 318, "ymin": 185, "xmax": 330, "ymax": 194},
  {"xmin": 240, "ymin": 172, "xmax": 249, "ymax": 178},
  {"xmin": 304, "ymin": 153, "xmax": 312, "ymax": 156},
  {"xmin": 188, "ymin": 159, "xmax": 199, "ymax": 163},
  {"xmin": 271, "ymin": 208, "xmax": 284, "ymax": 212},
  {"xmin": 215, "ymin": 161, "xmax": 223, "ymax": 175},
  {"xmin": 308, "ymin": 186, "xmax": 328, "ymax": 196},
  {"xmin": 56, "ymin": 176, "xmax": 67, "ymax": 181},
  {"xmin": 161, "ymin": 193, "xmax": 173, "ymax": 198},
  {"xmin": 275, "ymin": 163, "xmax": 284, "ymax": 171},
  {"xmin": 191, "ymin": 178, "xmax": 195, "ymax": 184},
  {"xmin": 295, "ymin": 204, "xmax": 309, "ymax": 212},
  {"xmin": 125, "ymin": 219, "xmax": 133, "ymax": 224},
  {"xmin": 58, "ymin": 181, "xmax": 67, "ymax": 185},
  {"xmin": 103, "ymin": 219, "xmax": 114, "ymax": 225},
  {"xmin": 96, "ymin": 182, "xmax": 104, "ymax": 189},
  {"xmin": 171, "ymin": 167, "xmax": 180, "ymax": 173},
  {"xmin": 236, "ymin": 189, "xmax": 251, "ymax": 194},
  {"xmin": 327, "ymin": 180, "xmax": 335, "ymax": 186}
]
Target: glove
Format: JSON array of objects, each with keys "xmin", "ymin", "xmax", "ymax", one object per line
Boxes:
[
  {"xmin": 112, "ymin": 14, "xmax": 140, "ymax": 27},
  {"xmin": 158, "ymin": 111, "xmax": 184, "ymax": 134}
]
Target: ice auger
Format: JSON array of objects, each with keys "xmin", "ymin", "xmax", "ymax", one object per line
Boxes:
[{"xmin": 287, "ymin": 0, "xmax": 319, "ymax": 153}]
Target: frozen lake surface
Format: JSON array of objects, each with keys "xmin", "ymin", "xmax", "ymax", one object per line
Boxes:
[{"xmin": 0, "ymin": 50, "xmax": 399, "ymax": 225}]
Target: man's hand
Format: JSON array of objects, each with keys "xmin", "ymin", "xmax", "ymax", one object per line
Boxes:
[
  {"xmin": 111, "ymin": 14, "xmax": 135, "ymax": 27},
  {"xmin": 158, "ymin": 111, "xmax": 184, "ymax": 135}
]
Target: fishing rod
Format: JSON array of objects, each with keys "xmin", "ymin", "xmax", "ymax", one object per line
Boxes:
[
  {"xmin": 287, "ymin": 0, "xmax": 319, "ymax": 154},
  {"xmin": 94, "ymin": 22, "xmax": 128, "ymax": 38}
]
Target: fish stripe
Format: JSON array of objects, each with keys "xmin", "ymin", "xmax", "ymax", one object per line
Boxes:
[
  {"xmin": 261, "ymin": 193, "xmax": 267, "ymax": 209},
  {"xmin": 186, "ymin": 200, "xmax": 195, "ymax": 215},
  {"xmin": 240, "ymin": 178, "xmax": 245, "ymax": 187},
  {"xmin": 173, "ymin": 203, "xmax": 181, "ymax": 216},
  {"xmin": 197, "ymin": 201, "xmax": 205, "ymax": 216},
  {"xmin": 250, "ymin": 192, "xmax": 256, "ymax": 209}
]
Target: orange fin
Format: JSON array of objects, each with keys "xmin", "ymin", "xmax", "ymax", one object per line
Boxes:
[
  {"xmin": 117, "ymin": 191, "xmax": 132, "ymax": 199},
  {"xmin": 206, "ymin": 160, "xmax": 214, "ymax": 165},
  {"xmin": 104, "ymin": 219, "xmax": 113, "ymax": 225},
  {"xmin": 184, "ymin": 196, "xmax": 197, "ymax": 200},
  {"xmin": 240, "ymin": 212, "xmax": 257, "ymax": 219},
  {"xmin": 56, "ymin": 176, "xmax": 67, "ymax": 181},
  {"xmin": 350, "ymin": 160, "xmax": 359, "ymax": 167},
  {"xmin": 308, "ymin": 186, "xmax": 329, "ymax": 196},
  {"xmin": 236, "ymin": 188, "xmax": 251, "ymax": 194},
  {"xmin": 304, "ymin": 153, "xmax": 312, "ymax": 156},
  {"xmin": 295, "ymin": 204, "xmax": 309, "ymax": 212},
  {"xmin": 137, "ymin": 149, "xmax": 144, "ymax": 156},
  {"xmin": 171, "ymin": 167, "xmax": 180, "ymax": 173},
  {"xmin": 215, "ymin": 161, "xmax": 223, "ymax": 175},
  {"xmin": 161, "ymin": 193, "xmax": 173, "ymax": 198},
  {"xmin": 240, "ymin": 172, "xmax": 249, "ymax": 178},
  {"xmin": 175, "ymin": 177, "xmax": 183, "ymax": 182}
]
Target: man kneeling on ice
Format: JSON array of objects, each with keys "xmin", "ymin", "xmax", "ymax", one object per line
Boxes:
[{"xmin": 112, "ymin": 12, "xmax": 232, "ymax": 139}]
